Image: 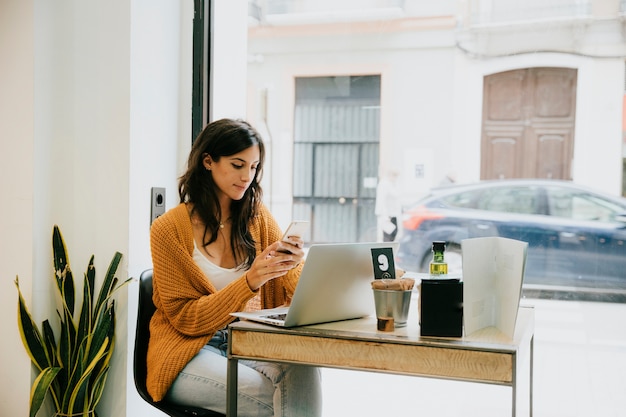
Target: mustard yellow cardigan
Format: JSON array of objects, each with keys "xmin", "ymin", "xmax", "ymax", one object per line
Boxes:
[{"xmin": 147, "ymin": 202, "xmax": 301, "ymax": 401}]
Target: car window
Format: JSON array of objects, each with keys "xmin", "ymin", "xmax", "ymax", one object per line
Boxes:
[
  {"xmin": 476, "ymin": 186, "xmax": 538, "ymax": 214},
  {"xmin": 439, "ymin": 185, "xmax": 538, "ymax": 214},
  {"xmin": 547, "ymin": 187, "xmax": 623, "ymax": 221},
  {"xmin": 439, "ymin": 190, "xmax": 478, "ymax": 209}
]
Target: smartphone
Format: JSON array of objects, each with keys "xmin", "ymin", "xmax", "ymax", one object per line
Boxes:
[
  {"xmin": 279, "ymin": 220, "xmax": 309, "ymax": 253},
  {"xmin": 282, "ymin": 220, "xmax": 309, "ymax": 241}
]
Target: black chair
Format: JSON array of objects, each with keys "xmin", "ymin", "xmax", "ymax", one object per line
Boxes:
[{"xmin": 134, "ymin": 269, "xmax": 225, "ymax": 417}]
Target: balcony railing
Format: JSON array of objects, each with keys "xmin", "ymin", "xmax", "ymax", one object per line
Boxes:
[
  {"xmin": 467, "ymin": 0, "xmax": 592, "ymax": 26},
  {"xmin": 249, "ymin": 0, "xmax": 410, "ymax": 25}
]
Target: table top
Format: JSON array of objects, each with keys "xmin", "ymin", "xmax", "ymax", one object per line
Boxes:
[
  {"xmin": 229, "ymin": 306, "xmax": 534, "ymax": 385},
  {"xmin": 229, "ymin": 306, "xmax": 535, "ymax": 354}
]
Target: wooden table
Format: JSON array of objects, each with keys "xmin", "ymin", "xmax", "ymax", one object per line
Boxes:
[{"xmin": 227, "ymin": 306, "xmax": 534, "ymax": 417}]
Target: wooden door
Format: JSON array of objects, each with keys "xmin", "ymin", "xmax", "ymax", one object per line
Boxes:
[{"xmin": 481, "ymin": 68, "xmax": 577, "ymax": 180}]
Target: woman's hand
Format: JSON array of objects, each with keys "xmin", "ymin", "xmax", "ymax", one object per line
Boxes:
[{"xmin": 245, "ymin": 237, "xmax": 305, "ymax": 291}]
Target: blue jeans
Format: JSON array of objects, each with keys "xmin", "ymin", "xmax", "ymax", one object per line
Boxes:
[{"xmin": 164, "ymin": 329, "xmax": 323, "ymax": 417}]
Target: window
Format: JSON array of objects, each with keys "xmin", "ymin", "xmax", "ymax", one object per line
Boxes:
[
  {"xmin": 477, "ymin": 186, "xmax": 538, "ymax": 215},
  {"xmin": 547, "ymin": 187, "xmax": 625, "ymax": 222},
  {"xmin": 209, "ymin": 1, "xmax": 626, "ymax": 296},
  {"xmin": 205, "ymin": 2, "xmax": 626, "ymax": 415}
]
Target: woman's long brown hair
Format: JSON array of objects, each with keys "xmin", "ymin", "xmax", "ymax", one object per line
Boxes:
[{"xmin": 178, "ymin": 118, "xmax": 265, "ymax": 270}]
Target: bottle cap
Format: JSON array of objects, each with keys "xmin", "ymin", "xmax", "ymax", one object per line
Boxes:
[{"xmin": 432, "ymin": 241, "xmax": 446, "ymax": 252}]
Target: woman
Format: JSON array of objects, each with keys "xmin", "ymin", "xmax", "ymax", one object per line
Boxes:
[{"xmin": 147, "ymin": 118, "xmax": 322, "ymax": 416}]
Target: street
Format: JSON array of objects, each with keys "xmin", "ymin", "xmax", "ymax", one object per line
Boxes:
[{"xmin": 321, "ymin": 298, "xmax": 626, "ymax": 417}]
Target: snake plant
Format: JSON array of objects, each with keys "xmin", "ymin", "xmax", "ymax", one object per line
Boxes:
[{"xmin": 15, "ymin": 225, "xmax": 131, "ymax": 417}]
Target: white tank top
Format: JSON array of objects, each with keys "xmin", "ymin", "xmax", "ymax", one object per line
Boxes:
[{"xmin": 193, "ymin": 242, "xmax": 241, "ymax": 290}]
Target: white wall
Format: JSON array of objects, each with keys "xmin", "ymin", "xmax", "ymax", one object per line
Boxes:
[
  {"xmin": 126, "ymin": 0, "xmax": 194, "ymax": 414},
  {"xmin": 30, "ymin": 1, "xmax": 133, "ymax": 416},
  {"xmin": 246, "ymin": 22, "xmax": 461, "ymax": 207},
  {"xmin": 0, "ymin": 0, "xmax": 200, "ymax": 416},
  {"xmin": 573, "ymin": 58, "xmax": 625, "ymax": 193},
  {"xmin": 0, "ymin": 0, "xmax": 34, "ymax": 415}
]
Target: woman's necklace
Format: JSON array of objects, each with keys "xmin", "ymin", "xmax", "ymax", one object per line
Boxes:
[{"xmin": 219, "ymin": 217, "xmax": 231, "ymax": 232}]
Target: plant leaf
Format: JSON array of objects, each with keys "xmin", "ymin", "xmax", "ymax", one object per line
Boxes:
[
  {"xmin": 77, "ymin": 257, "xmax": 96, "ymax": 349},
  {"xmin": 17, "ymin": 226, "xmax": 131, "ymax": 417},
  {"xmin": 63, "ymin": 340, "xmax": 86, "ymax": 413},
  {"xmin": 41, "ymin": 320, "xmax": 58, "ymax": 364},
  {"xmin": 52, "ymin": 225, "xmax": 75, "ymax": 316},
  {"xmin": 57, "ymin": 307, "xmax": 76, "ymax": 376},
  {"xmin": 30, "ymin": 367, "xmax": 61, "ymax": 417},
  {"xmin": 87, "ymin": 304, "xmax": 113, "ymax": 365},
  {"xmin": 89, "ymin": 303, "xmax": 116, "ymax": 383},
  {"xmin": 42, "ymin": 319, "xmax": 64, "ymax": 404},
  {"xmin": 15, "ymin": 277, "xmax": 51, "ymax": 371},
  {"xmin": 94, "ymin": 252, "xmax": 122, "ymax": 315},
  {"xmin": 87, "ymin": 363, "xmax": 110, "ymax": 410},
  {"xmin": 67, "ymin": 337, "xmax": 110, "ymax": 414}
]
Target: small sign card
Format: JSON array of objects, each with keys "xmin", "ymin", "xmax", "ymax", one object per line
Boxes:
[{"xmin": 370, "ymin": 247, "xmax": 396, "ymax": 280}]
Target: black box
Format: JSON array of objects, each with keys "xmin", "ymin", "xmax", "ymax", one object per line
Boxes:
[{"xmin": 419, "ymin": 279, "xmax": 463, "ymax": 337}]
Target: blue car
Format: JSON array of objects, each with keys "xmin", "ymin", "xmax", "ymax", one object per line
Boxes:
[{"xmin": 396, "ymin": 179, "xmax": 626, "ymax": 291}]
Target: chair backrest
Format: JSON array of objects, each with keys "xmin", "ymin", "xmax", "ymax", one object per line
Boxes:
[
  {"xmin": 133, "ymin": 269, "xmax": 157, "ymax": 404},
  {"xmin": 133, "ymin": 269, "xmax": 225, "ymax": 417}
]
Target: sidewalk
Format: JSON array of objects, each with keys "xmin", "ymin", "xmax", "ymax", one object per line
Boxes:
[{"xmin": 321, "ymin": 298, "xmax": 626, "ymax": 417}]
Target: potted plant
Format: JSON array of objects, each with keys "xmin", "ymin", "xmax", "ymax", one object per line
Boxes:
[{"xmin": 15, "ymin": 225, "xmax": 131, "ymax": 417}]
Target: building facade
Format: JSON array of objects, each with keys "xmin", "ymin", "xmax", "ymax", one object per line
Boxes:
[{"xmin": 245, "ymin": 0, "xmax": 626, "ymax": 242}]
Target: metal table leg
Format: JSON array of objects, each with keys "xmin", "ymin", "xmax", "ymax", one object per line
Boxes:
[
  {"xmin": 530, "ymin": 335, "xmax": 534, "ymax": 417},
  {"xmin": 512, "ymin": 356, "xmax": 517, "ymax": 417},
  {"xmin": 226, "ymin": 356, "xmax": 238, "ymax": 417}
]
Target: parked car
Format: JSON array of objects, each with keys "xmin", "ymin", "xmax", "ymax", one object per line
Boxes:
[{"xmin": 396, "ymin": 179, "xmax": 626, "ymax": 291}]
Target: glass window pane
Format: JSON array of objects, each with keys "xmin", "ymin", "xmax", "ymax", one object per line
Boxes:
[{"xmin": 205, "ymin": 3, "xmax": 626, "ymax": 415}]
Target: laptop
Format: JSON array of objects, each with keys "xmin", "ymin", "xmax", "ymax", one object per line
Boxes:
[{"xmin": 231, "ymin": 241, "xmax": 400, "ymax": 327}]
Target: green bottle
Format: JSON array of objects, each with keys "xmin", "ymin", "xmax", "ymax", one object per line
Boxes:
[{"xmin": 429, "ymin": 241, "xmax": 448, "ymax": 276}]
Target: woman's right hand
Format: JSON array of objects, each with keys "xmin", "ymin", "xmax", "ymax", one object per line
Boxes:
[{"xmin": 245, "ymin": 241, "xmax": 300, "ymax": 291}]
